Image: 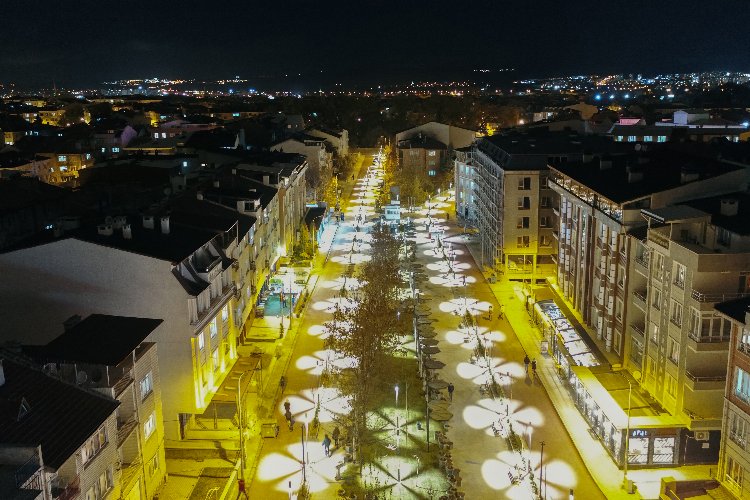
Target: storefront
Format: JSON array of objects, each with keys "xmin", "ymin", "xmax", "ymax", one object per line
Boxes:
[
  {"xmin": 534, "ymin": 300, "xmax": 600, "ymax": 368},
  {"xmin": 256, "ymin": 262, "xmax": 308, "ymax": 318}
]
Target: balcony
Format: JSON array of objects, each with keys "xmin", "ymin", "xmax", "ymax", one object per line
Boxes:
[
  {"xmin": 738, "ymin": 342, "xmax": 750, "ymax": 358},
  {"xmin": 15, "ymin": 454, "xmax": 42, "ymax": 490},
  {"xmin": 634, "ymin": 255, "xmax": 649, "ymax": 274},
  {"xmin": 691, "ymin": 289, "xmax": 750, "ymax": 303},
  {"xmin": 117, "ymin": 415, "xmax": 138, "ymax": 446},
  {"xmin": 113, "ymin": 371, "xmax": 133, "ymax": 398},
  {"xmin": 52, "ymin": 475, "xmax": 80, "ymax": 500},
  {"xmin": 192, "ymin": 283, "xmax": 236, "ymax": 330},
  {"xmin": 552, "ymin": 229, "xmax": 559, "ymax": 240},
  {"xmin": 552, "ymin": 206, "xmax": 560, "ymax": 216},
  {"xmin": 632, "ymin": 289, "xmax": 647, "ymax": 311},
  {"xmin": 687, "ymin": 331, "xmax": 730, "ymax": 351},
  {"xmin": 630, "ymin": 322, "xmax": 645, "ymax": 337},
  {"xmin": 685, "ymin": 370, "xmax": 725, "ymax": 391}
]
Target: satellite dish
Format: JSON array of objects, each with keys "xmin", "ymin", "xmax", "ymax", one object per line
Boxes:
[
  {"xmin": 634, "ymin": 144, "xmax": 642, "ymax": 151},
  {"xmin": 76, "ymin": 371, "xmax": 88, "ymax": 385}
]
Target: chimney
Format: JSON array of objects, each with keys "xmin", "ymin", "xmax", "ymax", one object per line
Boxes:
[
  {"xmin": 63, "ymin": 314, "xmax": 82, "ymax": 331},
  {"xmin": 232, "ymin": 168, "xmax": 237, "ymax": 175},
  {"xmin": 142, "ymin": 215, "xmax": 155, "ymax": 229},
  {"xmin": 213, "ymin": 180, "xmax": 220, "ymax": 188},
  {"xmin": 196, "ymin": 191, "xmax": 204, "ymax": 201},
  {"xmin": 97, "ymin": 224, "xmax": 113, "ymax": 236},
  {"xmin": 263, "ymin": 175, "xmax": 270, "ymax": 185},
  {"xmin": 160, "ymin": 215, "xmax": 171, "ymax": 234},
  {"xmin": 122, "ymin": 223, "xmax": 132, "ymax": 239},
  {"xmin": 720, "ymin": 198, "xmax": 739, "ymax": 217}
]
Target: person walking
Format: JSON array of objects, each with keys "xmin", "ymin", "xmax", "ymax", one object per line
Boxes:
[
  {"xmin": 523, "ymin": 354, "xmax": 530, "ymax": 374},
  {"xmin": 280, "ymin": 376, "xmax": 287, "ymax": 394},
  {"xmin": 498, "ymin": 304, "xmax": 506, "ymax": 320},
  {"xmin": 531, "ymin": 359, "xmax": 537, "ymax": 379},
  {"xmin": 447, "ymin": 382, "xmax": 455, "ymax": 401},
  {"xmin": 322, "ymin": 434, "xmax": 332, "ymax": 457},
  {"xmin": 332, "ymin": 426, "xmax": 341, "ymax": 449}
]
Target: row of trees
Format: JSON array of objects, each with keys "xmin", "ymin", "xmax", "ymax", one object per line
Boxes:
[{"xmin": 324, "ymin": 225, "xmax": 407, "ymax": 462}]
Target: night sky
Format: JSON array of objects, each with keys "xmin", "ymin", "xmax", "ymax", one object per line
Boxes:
[{"xmin": 2, "ymin": 0, "xmax": 750, "ymax": 89}]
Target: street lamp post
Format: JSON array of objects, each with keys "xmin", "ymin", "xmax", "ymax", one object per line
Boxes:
[
  {"xmin": 301, "ymin": 420, "xmax": 307, "ymax": 484},
  {"xmin": 539, "ymin": 441, "xmax": 545, "ymax": 497},
  {"xmin": 621, "ymin": 370, "xmax": 640, "ymax": 492},
  {"xmin": 237, "ymin": 371, "xmax": 249, "ymax": 480}
]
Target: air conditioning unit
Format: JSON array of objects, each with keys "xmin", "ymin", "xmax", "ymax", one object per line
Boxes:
[{"xmin": 695, "ymin": 431, "xmax": 709, "ymax": 441}]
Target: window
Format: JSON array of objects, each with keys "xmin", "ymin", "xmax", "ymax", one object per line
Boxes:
[
  {"xmin": 657, "ymin": 136, "xmax": 667, "ymax": 143},
  {"xmin": 726, "ymin": 456, "xmax": 744, "ymax": 489},
  {"xmin": 518, "ymin": 177, "xmax": 531, "ymax": 190},
  {"xmin": 628, "ymin": 135, "xmax": 636, "ymax": 142},
  {"xmin": 197, "ymin": 332, "xmax": 205, "ymax": 351},
  {"xmin": 161, "ymin": 132, "xmax": 167, "ymax": 139},
  {"xmin": 729, "ymin": 410, "xmax": 748, "ymax": 448},
  {"xmin": 153, "ymin": 132, "xmax": 159, "ymax": 139},
  {"xmin": 97, "ymin": 469, "xmax": 112, "ymax": 497},
  {"xmin": 517, "ymin": 217, "xmax": 530, "ymax": 229},
  {"xmin": 101, "ymin": 147, "xmax": 106, "ymax": 153},
  {"xmin": 112, "ymin": 147, "xmax": 120, "ymax": 153},
  {"xmin": 651, "ymin": 288, "xmax": 662, "ymax": 310},
  {"xmin": 644, "ymin": 136, "xmax": 653, "ymax": 142},
  {"xmin": 517, "ymin": 197, "xmax": 530, "ymax": 210},
  {"xmin": 630, "ymin": 337, "xmax": 644, "ymax": 365},
  {"xmin": 671, "ymin": 300, "xmax": 683, "ymax": 326},
  {"xmin": 540, "ymin": 235, "xmax": 551, "ymax": 247},
  {"xmin": 213, "ymin": 349, "xmax": 220, "ymax": 371},
  {"xmin": 81, "ymin": 426, "xmax": 108, "ymax": 464},
  {"xmin": 140, "ymin": 372, "xmax": 153, "ymax": 400},
  {"xmin": 718, "ymin": 228, "xmax": 732, "ymax": 247},
  {"xmin": 58, "ymin": 155, "xmax": 67, "ymax": 162},
  {"xmin": 540, "ymin": 196, "xmax": 552, "ymax": 208},
  {"xmin": 148, "ymin": 452, "xmax": 160, "ymax": 477},
  {"xmin": 653, "ymin": 253, "xmax": 665, "ymax": 280},
  {"xmin": 85, "ymin": 153, "xmax": 91, "ymax": 160},
  {"xmin": 668, "ymin": 338, "xmax": 680, "ymax": 365},
  {"xmin": 540, "ymin": 216, "xmax": 551, "ymax": 228},
  {"xmin": 517, "ymin": 236, "xmax": 530, "ymax": 248},
  {"xmin": 540, "ymin": 176, "xmax": 549, "ymax": 189},
  {"xmin": 221, "ymin": 305, "xmax": 229, "ymax": 323},
  {"xmin": 736, "ymin": 368, "xmax": 750, "ymax": 404},
  {"xmin": 428, "ymin": 170, "xmax": 436, "ymax": 176},
  {"xmin": 210, "ymin": 319, "xmax": 218, "ymax": 340},
  {"xmin": 650, "ymin": 322, "xmax": 660, "ymax": 344},
  {"xmin": 144, "ymin": 411, "xmax": 156, "ymax": 439},
  {"xmin": 674, "ymin": 264, "xmax": 686, "ymax": 288},
  {"xmin": 428, "ymin": 150, "xmax": 436, "ymax": 157}
]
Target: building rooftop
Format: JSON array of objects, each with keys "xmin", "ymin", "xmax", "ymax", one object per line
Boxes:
[
  {"xmin": 551, "ymin": 149, "xmax": 742, "ymax": 204},
  {"xmin": 715, "ymin": 296, "xmax": 750, "ymax": 324},
  {"xmin": 0, "ymin": 356, "xmax": 119, "ymax": 470},
  {"xmin": 23, "ymin": 314, "xmax": 162, "ymax": 366},
  {"xmin": 397, "ymin": 134, "xmax": 447, "ymax": 150},
  {"xmin": 482, "ymin": 129, "xmax": 621, "ymax": 156},
  {"xmin": 682, "ymin": 191, "xmax": 750, "ymax": 235}
]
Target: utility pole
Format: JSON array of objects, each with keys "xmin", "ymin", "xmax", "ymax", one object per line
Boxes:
[{"xmin": 539, "ymin": 441, "xmax": 545, "ymax": 498}]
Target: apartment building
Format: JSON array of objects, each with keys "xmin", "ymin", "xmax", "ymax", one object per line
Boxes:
[
  {"xmin": 715, "ymin": 296, "xmax": 750, "ymax": 498},
  {"xmin": 271, "ymin": 133, "xmax": 332, "ymax": 190},
  {"xmin": 463, "ymin": 130, "xmax": 619, "ymax": 281},
  {"xmin": 23, "ymin": 314, "xmax": 167, "ymax": 500},
  {"xmin": 0, "ymin": 356, "xmax": 120, "ymax": 500},
  {"xmin": 0, "ymin": 214, "xmax": 243, "ymax": 441},
  {"xmin": 307, "ymin": 126, "xmax": 349, "ymax": 157},
  {"xmin": 454, "ymin": 147, "xmax": 476, "ymax": 225}
]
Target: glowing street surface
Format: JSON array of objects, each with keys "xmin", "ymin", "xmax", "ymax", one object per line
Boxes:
[{"xmin": 249, "ymin": 152, "xmax": 604, "ymax": 498}]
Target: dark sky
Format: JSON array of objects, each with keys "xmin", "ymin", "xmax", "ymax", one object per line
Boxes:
[{"xmin": 2, "ymin": 0, "xmax": 750, "ymax": 89}]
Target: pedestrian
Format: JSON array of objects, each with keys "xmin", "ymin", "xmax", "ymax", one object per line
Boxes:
[
  {"xmin": 523, "ymin": 355, "xmax": 530, "ymax": 373},
  {"xmin": 284, "ymin": 400, "xmax": 291, "ymax": 414},
  {"xmin": 446, "ymin": 213, "xmax": 450, "ymax": 220},
  {"xmin": 280, "ymin": 376, "xmax": 287, "ymax": 394},
  {"xmin": 498, "ymin": 304, "xmax": 506, "ymax": 320},
  {"xmin": 322, "ymin": 434, "xmax": 332, "ymax": 457},
  {"xmin": 284, "ymin": 408, "xmax": 292, "ymax": 428},
  {"xmin": 332, "ymin": 426, "xmax": 341, "ymax": 449},
  {"xmin": 447, "ymin": 382, "xmax": 454, "ymax": 401},
  {"xmin": 531, "ymin": 359, "xmax": 537, "ymax": 378}
]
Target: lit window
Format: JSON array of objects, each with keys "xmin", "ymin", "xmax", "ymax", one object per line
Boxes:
[
  {"xmin": 668, "ymin": 338, "xmax": 680, "ymax": 365},
  {"xmin": 81, "ymin": 426, "xmax": 108, "ymax": 464},
  {"xmin": 148, "ymin": 453, "xmax": 160, "ymax": 477},
  {"xmin": 85, "ymin": 153, "xmax": 91, "ymax": 160},
  {"xmin": 213, "ymin": 349, "xmax": 220, "ymax": 371},
  {"xmin": 144, "ymin": 412, "xmax": 156, "ymax": 439},
  {"xmin": 112, "ymin": 147, "xmax": 120, "ymax": 153},
  {"xmin": 101, "ymin": 147, "xmax": 106, "ymax": 153},
  {"xmin": 161, "ymin": 132, "xmax": 167, "ymax": 139},
  {"xmin": 210, "ymin": 319, "xmax": 218, "ymax": 339},
  {"xmin": 58, "ymin": 155, "xmax": 67, "ymax": 162},
  {"xmin": 627, "ymin": 136, "xmax": 636, "ymax": 142},
  {"xmin": 140, "ymin": 372, "xmax": 153, "ymax": 400},
  {"xmin": 428, "ymin": 150, "xmax": 437, "ymax": 157},
  {"xmin": 736, "ymin": 368, "xmax": 750, "ymax": 404},
  {"xmin": 198, "ymin": 332, "xmax": 205, "ymax": 351},
  {"xmin": 154, "ymin": 132, "xmax": 159, "ymax": 138},
  {"xmin": 221, "ymin": 305, "xmax": 229, "ymax": 322},
  {"xmin": 428, "ymin": 170, "xmax": 436, "ymax": 176},
  {"xmin": 644, "ymin": 136, "xmax": 653, "ymax": 142}
]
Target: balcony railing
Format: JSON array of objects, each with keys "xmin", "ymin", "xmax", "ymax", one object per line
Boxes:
[
  {"xmin": 691, "ymin": 289, "xmax": 750, "ymax": 303},
  {"xmin": 688, "ymin": 331, "xmax": 731, "ymax": 344},
  {"xmin": 686, "ymin": 371, "xmax": 725, "ymax": 383},
  {"xmin": 728, "ymin": 431, "xmax": 747, "ymax": 449},
  {"xmin": 117, "ymin": 415, "xmax": 138, "ymax": 446},
  {"xmin": 52, "ymin": 475, "xmax": 80, "ymax": 500},
  {"xmin": 738, "ymin": 342, "xmax": 750, "ymax": 356},
  {"xmin": 15, "ymin": 454, "xmax": 41, "ymax": 489},
  {"xmin": 635, "ymin": 255, "xmax": 649, "ymax": 270},
  {"xmin": 630, "ymin": 322, "xmax": 645, "ymax": 337}
]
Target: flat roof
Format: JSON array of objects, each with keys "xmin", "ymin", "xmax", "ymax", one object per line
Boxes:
[
  {"xmin": 715, "ymin": 297, "xmax": 750, "ymax": 324},
  {"xmin": 23, "ymin": 314, "xmax": 162, "ymax": 366},
  {"xmin": 682, "ymin": 192, "xmax": 750, "ymax": 235}
]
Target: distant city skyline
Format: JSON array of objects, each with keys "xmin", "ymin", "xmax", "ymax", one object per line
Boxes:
[{"xmin": 2, "ymin": 0, "xmax": 750, "ymax": 89}]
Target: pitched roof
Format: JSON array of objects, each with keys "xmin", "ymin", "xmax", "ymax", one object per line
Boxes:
[
  {"xmin": 23, "ymin": 314, "xmax": 162, "ymax": 366},
  {"xmin": 0, "ymin": 356, "xmax": 119, "ymax": 470}
]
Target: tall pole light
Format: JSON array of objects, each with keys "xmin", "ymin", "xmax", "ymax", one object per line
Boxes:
[
  {"xmin": 622, "ymin": 370, "xmax": 640, "ymax": 492},
  {"xmin": 539, "ymin": 441, "xmax": 545, "ymax": 496},
  {"xmin": 237, "ymin": 371, "xmax": 248, "ymax": 480}
]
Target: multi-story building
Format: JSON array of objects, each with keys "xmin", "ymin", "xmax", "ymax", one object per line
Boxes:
[
  {"xmin": 396, "ymin": 133, "xmax": 447, "ymax": 177},
  {"xmin": 0, "ymin": 214, "xmax": 243, "ymax": 441},
  {"xmin": 715, "ymin": 296, "xmax": 750, "ymax": 498},
  {"xmin": 271, "ymin": 133, "xmax": 332, "ymax": 188},
  {"xmin": 463, "ymin": 130, "xmax": 619, "ymax": 281},
  {"xmin": 0, "ymin": 355, "xmax": 121, "ymax": 500},
  {"xmin": 307, "ymin": 126, "xmax": 349, "ymax": 157},
  {"xmin": 22, "ymin": 314, "xmax": 167, "ymax": 500},
  {"xmin": 454, "ymin": 147, "xmax": 476, "ymax": 225}
]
